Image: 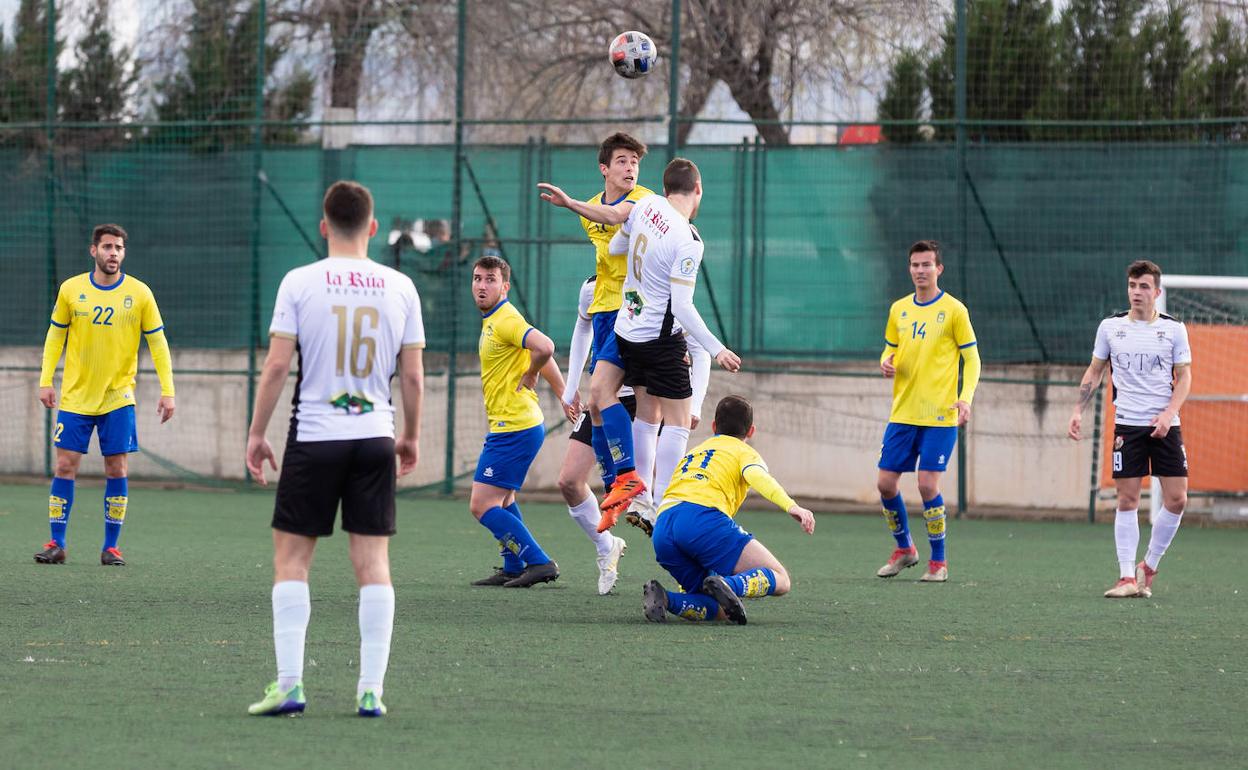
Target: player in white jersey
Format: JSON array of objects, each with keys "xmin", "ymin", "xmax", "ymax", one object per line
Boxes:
[
  {"xmin": 1068, "ymin": 260, "xmax": 1192, "ymax": 599},
  {"xmin": 601, "ymin": 158, "xmax": 741, "ymax": 528},
  {"xmin": 557, "ymin": 275, "xmax": 714, "ymax": 589},
  {"xmin": 558, "ymin": 275, "xmax": 631, "ymax": 593},
  {"xmin": 245, "ymin": 181, "xmax": 425, "ymax": 717}
]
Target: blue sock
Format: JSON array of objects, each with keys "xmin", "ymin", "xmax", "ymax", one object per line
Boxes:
[
  {"xmin": 881, "ymin": 493, "xmax": 912, "ymax": 549},
  {"xmin": 103, "ymin": 477, "xmax": 128, "ymax": 551},
  {"xmin": 499, "ymin": 502, "xmax": 525, "ymax": 573},
  {"xmin": 665, "ymin": 590, "xmax": 720, "ymax": 621},
  {"xmin": 600, "ymin": 403, "xmax": 635, "ymax": 474},
  {"xmin": 923, "ymin": 494, "xmax": 947, "ymax": 562},
  {"xmin": 724, "ymin": 567, "xmax": 778, "ymax": 598},
  {"xmin": 590, "ymin": 424, "xmax": 617, "ymax": 489},
  {"xmin": 48, "ymin": 477, "xmax": 75, "ymax": 547},
  {"xmin": 479, "ymin": 506, "xmax": 551, "ymax": 567}
]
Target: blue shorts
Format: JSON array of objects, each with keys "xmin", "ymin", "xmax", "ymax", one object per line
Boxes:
[
  {"xmin": 652, "ymin": 501, "xmax": 755, "ymax": 592},
  {"xmin": 878, "ymin": 422, "xmax": 958, "ymax": 473},
  {"xmin": 473, "ymin": 424, "xmax": 546, "ymax": 490},
  {"xmin": 589, "ymin": 310, "xmax": 624, "ymax": 372},
  {"xmin": 54, "ymin": 406, "xmax": 139, "ymax": 456}
]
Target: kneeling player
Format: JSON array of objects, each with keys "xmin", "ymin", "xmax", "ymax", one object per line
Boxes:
[{"xmin": 644, "ymin": 395, "xmax": 814, "ymax": 624}]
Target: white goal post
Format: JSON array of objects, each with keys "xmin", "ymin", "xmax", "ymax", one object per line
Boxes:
[{"xmin": 1149, "ymin": 274, "xmax": 1248, "ymax": 522}]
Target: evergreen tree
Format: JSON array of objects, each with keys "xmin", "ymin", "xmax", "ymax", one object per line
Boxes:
[
  {"xmin": 155, "ymin": 0, "xmax": 312, "ymax": 149},
  {"xmin": 924, "ymin": 0, "xmax": 1058, "ymax": 141},
  {"xmin": 1194, "ymin": 15, "xmax": 1248, "ymax": 132},
  {"xmin": 60, "ymin": 0, "xmax": 138, "ymax": 127},
  {"xmin": 2, "ymin": 0, "xmax": 63, "ymax": 128},
  {"xmin": 878, "ymin": 49, "xmax": 926, "ymax": 143}
]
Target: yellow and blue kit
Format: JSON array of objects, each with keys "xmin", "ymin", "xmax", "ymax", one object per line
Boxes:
[
  {"xmin": 40, "ymin": 272, "xmax": 174, "ymax": 455},
  {"xmin": 474, "ymin": 298, "xmax": 545, "ymax": 490},
  {"xmin": 652, "ymin": 434, "xmax": 798, "ymax": 614},
  {"xmin": 878, "ymin": 290, "xmax": 980, "ymax": 474}
]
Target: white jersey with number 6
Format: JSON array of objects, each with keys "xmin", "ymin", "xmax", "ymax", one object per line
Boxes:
[
  {"xmin": 269, "ymin": 256, "xmax": 425, "ymax": 442},
  {"xmin": 611, "ymin": 194, "xmax": 723, "ymax": 358}
]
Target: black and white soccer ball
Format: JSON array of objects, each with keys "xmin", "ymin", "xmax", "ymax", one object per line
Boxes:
[{"xmin": 609, "ymin": 31, "xmax": 658, "ymax": 79}]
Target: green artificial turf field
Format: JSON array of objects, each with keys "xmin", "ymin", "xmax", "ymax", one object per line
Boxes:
[{"xmin": 2, "ymin": 481, "xmax": 1244, "ymax": 769}]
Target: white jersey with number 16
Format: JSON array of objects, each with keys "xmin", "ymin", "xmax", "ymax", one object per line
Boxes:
[{"xmin": 269, "ymin": 256, "xmax": 425, "ymax": 442}]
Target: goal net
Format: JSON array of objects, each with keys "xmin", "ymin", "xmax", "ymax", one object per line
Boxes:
[{"xmin": 1099, "ymin": 275, "xmax": 1248, "ymax": 521}]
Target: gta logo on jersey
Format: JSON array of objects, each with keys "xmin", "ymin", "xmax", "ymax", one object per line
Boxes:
[
  {"xmin": 624, "ymin": 289, "xmax": 644, "ymax": 318},
  {"xmin": 329, "ymin": 393, "xmax": 375, "ymax": 415}
]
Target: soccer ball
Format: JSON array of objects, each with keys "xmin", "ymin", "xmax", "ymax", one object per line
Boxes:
[{"xmin": 610, "ymin": 31, "xmax": 658, "ymax": 79}]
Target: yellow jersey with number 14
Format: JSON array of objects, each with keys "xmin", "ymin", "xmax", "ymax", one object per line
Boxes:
[
  {"xmin": 479, "ymin": 299, "xmax": 543, "ymax": 433},
  {"xmin": 580, "ymin": 184, "xmax": 654, "ymax": 314},
  {"xmin": 41, "ymin": 272, "xmax": 172, "ymax": 416},
  {"xmin": 882, "ymin": 290, "xmax": 977, "ymax": 427}
]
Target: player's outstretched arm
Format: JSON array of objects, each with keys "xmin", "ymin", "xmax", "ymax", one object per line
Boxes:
[
  {"xmin": 1068, "ymin": 357, "xmax": 1109, "ymax": 441},
  {"xmin": 562, "ymin": 312, "xmax": 593, "ymax": 406},
  {"xmin": 741, "ymin": 464, "xmax": 812, "ymax": 532},
  {"xmin": 245, "ymin": 335, "xmax": 295, "ymax": 485},
  {"xmin": 536, "ymin": 183, "xmax": 632, "ymax": 225},
  {"xmin": 396, "ymin": 346, "xmax": 424, "ymax": 477}
]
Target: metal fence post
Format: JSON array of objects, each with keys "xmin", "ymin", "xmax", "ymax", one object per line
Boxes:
[
  {"xmin": 444, "ymin": 0, "xmax": 467, "ymax": 495},
  {"xmin": 245, "ymin": 0, "xmax": 267, "ymax": 480},
  {"xmin": 43, "ymin": 0, "xmax": 58, "ymax": 478},
  {"xmin": 955, "ymin": 0, "xmax": 969, "ymax": 517}
]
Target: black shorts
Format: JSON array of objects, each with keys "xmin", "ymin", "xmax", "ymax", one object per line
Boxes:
[
  {"xmin": 273, "ymin": 437, "xmax": 397, "ymax": 537},
  {"xmin": 1111, "ymin": 424, "xmax": 1188, "ymax": 479},
  {"xmin": 569, "ymin": 394, "xmax": 638, "ymax": 446},
  {"xmin": 617, "ymin": 333, "xmax": 692, "ymax": 400}
]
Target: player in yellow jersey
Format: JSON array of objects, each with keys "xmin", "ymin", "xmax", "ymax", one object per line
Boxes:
[
  {"xmin": 536, "ymin": 133, "xmax": 658, "ymax": 527},
  {"xmin": 644, "ymin": 396, "xmax": 814, "ymax": 625},
  {"xmin": 35, "ymin": 224, "xmax": 176, "ymax": 566},
  {"xmin": 469, "ymin": 255, "xmax": 577, "ymax": 588},
  {"xmin": 875, "ymin": 240, "xmax": 980, "ymax": 583}
]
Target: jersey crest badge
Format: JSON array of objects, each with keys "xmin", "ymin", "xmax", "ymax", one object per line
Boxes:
[
  {"xmin": 124, "ymin": 296, "xmax": 133, "ymax": 309},
  {"xmin": 937, "ymin": 311, "xmax": 945, "ymax": 323},
  {"xmin": 679, "ymin": 257, "xmax": 695, "ymax": 276},
  {"xmin": 78, "ymin": 293, "xmax": 87, "ymax": 301}
]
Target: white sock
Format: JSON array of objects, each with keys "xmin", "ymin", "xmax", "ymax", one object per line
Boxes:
[
  {"xmin": 1114, "ymin": 509, "xmax": 1140, "ymax": 579},
  {"xmin": 632, "ymin": 420, "xmax": 661, "ymax": 497},
  {"xmin": 569, "ymin": 495, "xmax": 614, "ymax": 555},
  {"xmin": 272, "ymin": 580, "xmax": 310, "ymax": 690},
  {"xmin": 357, "ymin": 583, "xmax": 395, "ymax": 699},
  {"xmin": 652, "ymin": 426, "xmax": 691, "ymax": 508},
  {"xmin": 1145, "ymin": 507, "xmax": 1183, "ymax": 570}
]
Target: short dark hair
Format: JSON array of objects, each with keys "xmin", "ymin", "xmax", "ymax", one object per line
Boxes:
[
  {"xmin": 1127, "ymin": 259, "xmax": 1162, "ymax": 287},
  {"xmin": 323, "ymin": 181, "xmax": 374, "ymax": 235},
  {"xmin": 714, "ymin": 395, "xmax": 753, "ymax": 439},
  {"xmin": 92, "ymin": 223, "xmax": 127, "ymax": 245},
  {"xmin": 473, "ymin": 254, "xmax": 511, "ymax": 283},
  {"xmin": 663, "ymin": 158, "xmax": 700, "ymax": 195},
  {"xmin": 597, "ymin": 132, "xmax": 647, "ymax": 168},
  {"xmin": 908, "ymin": 239, "xmax": 942, "ymax": 266}
]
